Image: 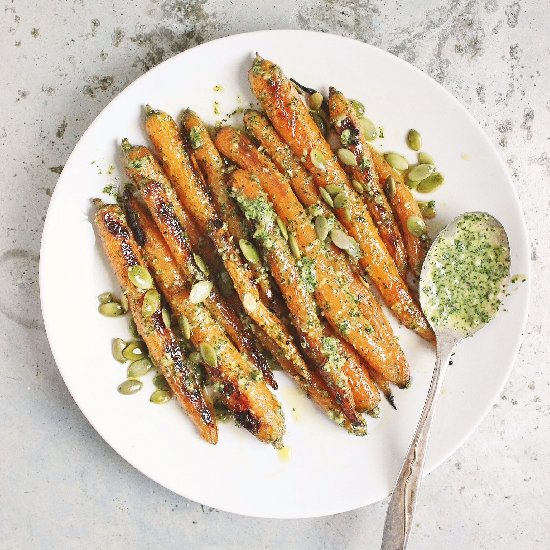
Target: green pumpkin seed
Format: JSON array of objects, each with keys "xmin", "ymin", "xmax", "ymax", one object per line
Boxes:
[
  {"xmin": 417, "ymin": 200, "xmax": 437, "ymax": 219},
  {"xmin": 112, "ymin": 338, "xmax": 127, "ymax": 363},
  {"xmin": 188, "ymin": 351, "xmax": 202, "ymax": 365},
  {"xmin": 330, "ymin": 228, "xmax": 353, "ymax": 250},
  {"xmin": 385, "ymin": 175, "xmax": 396, "ymax": 198},
  {"xmin": 308, "ymin": 92, "xmax": 324, "ymax": 111},
  {"xmin": 416, "ymin": 172, "xmax": 445, "ymax": 193},
  {"xmin": 311, "ymin": 113, "xmax": 327, "ymax": 138},
  {"xmin": 150, "ymin": 389, "xmax": 172, "ymax": 404},
  {"xmin": 218, "ymin": 271, "xmax": 234, "ymax": 297},
  {"xmin": 407, "ymin": 163, "xmax": 434, "ymax": 182},
  {"xmin": 239, "ymin": 239, "xmax": 260, "ymax": 264},
  {"xmin": 337, "ymin": 148, "xmax": 357, "ymax": 167},
  {"xmin": 276, "ymin": 217, "xmax": 288, "ymax": 240},
  {"xmin": 407, "ymin": 129, "xmax": 422, "ymax": 151},
  {"xmin": 98, "ymin": 291, "xmax": 114, "ymax": 304},
  {"xmin": 119, "ymin": 292, "xmax": 129, "ymax": 313},
  {"xmin": 310, "ymin": 148, "xmax": 327, "ymax": 172},
  {"xmin": 153, "ymin": 374, "xmax": 171, "ymax": 391},
  {"xmin": 358, "ymin": 117, "xmax": 377, "ymax": 141},
  {"xmin": 406, "ymin": 177, "xmax": 419, "ymax": 190},
  {"xmin": 319, "ymin": 187, "xmax": 334, "ymax": 207},
  {"xmin": 325, "ymin": 184, "xmax": 341, "ymax": 196},
  {"xmin": 199, "ymin": 343, "xmax": 218, "ymax": 368},
  {"xmin": 242, "ymin": 292, "xmax": 257, "ymax": 313},
  {"xmin": 142, "ymin": 289, "xmax": 160, "ymax": 317},
  {"xmin": 161, "ymin": 307, "xmax": 171, "ymax": 328},
  {"xmin": 418, "ymin": 151, "xmax": 435, "ymax": 165},
  {"xmin": 314, "ymin": 215, "xmax": 329, "ymax": 241},
  {"xmin": 128, "ymin": 265, "xmax": 153, "ymax": 290},
  {"xmin": 127, "ymin": 357, "xmax": 153, "ymax": 378},
  {"xmin": 352, "ymin": 179, "xmax": 364, "ymax": 194},
  {"xmin": 189, "ymin": 280, "xmax": 213, "ymax": 304},
  {"xmin": 123, "ymin": 341, "xmax": 147, "ymax": 361},
  {"xmin": 98, "ymin": 302, "xmax": 125, "ymax": 317},
  {"xmin": 350, "ymin": 99, "xmax": 365, "ymax": 117},
  {"xmin": 117, "ymin": 378, "xmax": 143, "ymax": 395},
  {"xmin": 407, "ymin": 216, "xmax": 427, "ymax": 238},
  {"xmin": 288, "ymin": 233, "xmax": 301, "ymax": 259},
  {"xmin": 344, "ymin": 207, "xmax": 352, "ymax": 223},
  {"xmin": 179, "ymin": 314, "xmax": 191, "ymax": 340},
  {"xmin": 340, "ymin": 129, "xmax": 352, "ymax": 146},
  {"xmin": 193, "ymin": 253, "xmax": 209, "ymax": 276},
  {"xmin": 333, "ymin": 192, "xmax": 348, "ymax": 209},
  {"xmin": 384, "ymin": 153, "xmax": 409, "ymax": 171},
  {"xmin": 128, "ymin": 318, "xmax": 139, "ymax": 338}
]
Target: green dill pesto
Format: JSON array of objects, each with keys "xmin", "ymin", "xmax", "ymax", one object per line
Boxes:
[
  {"xmin": 297, "ymin": 257, "xmax": 317, "ymax": 293},
  {"xmin": 188, "ymin": 126, "xmax": 203, "ymax": 149},
  {"xmin": 421, "ymin": 213, "xmax": 510, "ymax": 335}
]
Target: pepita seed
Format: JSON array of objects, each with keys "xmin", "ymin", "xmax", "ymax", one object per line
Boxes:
[
  {"xmin": 350, "ymin": 99, "xmax": 365, "ymax": 117},
  {"xmin": 239, "ymin": 239, "xmax": 260, "ymax": 264},
  {"xmin": 288, "ymin": 233, "xmax": 301, "ymax": 259},
  {"xmin": 344, "ymin": 206, "xmax": 352, "ymax": 222},
  {"xmin": 352, "ymin": 179, "xmax": 364, "ymax": 194},
  {"xmin": 153, "ymin": 374, "xmax": 171, "ymax": 391},
  {"xmin": 193, "ymin": 253, "xmax": 209, "ymax": 276},
  {"xmin": 199, "ymin": 343, "xmax": 218, "ymax": 368},
  {"xmin": 150, "ymin": 389, "xmax": 172, "ymax": 404},
  {"xmin": 385, "ymin": 175, "xmax": 396, "ymax": 198},
  {"xmin": 128, "ymin": 318, "xmax": 139, "ymax": 338},
  {"xmin": 325, "ymin": 184, "xmax": 341, "ymax": 196},
  {"xmin": 128, "ymin": 265, "xmax": 153, "ymax": 290},
  {"xmin": 112, "ymin": 338, "xmax": 127, "ymax": 363},
  {"xmin": 418, "ymin": 151, "xmax": 435, "ymax": 165},
  {"xmin": 117, "ymin": 378, "xmax": 143, "ymax": 395},
  {"xmin": 407, "ymin": 163, "xmax": 434, "ymax": 182},
  {"xmin": 407, "ymin": 129, "xmax": 422, "ymax": 151},
  {"xmin": 310, "ymin": 148, "xmax": 327, "ymax": 171},
  {"xmin": 188, "ymin": 351, "xmax": 202, "ymax": 365},
  {"xmin": 340, "ymin": 129, "xmax": 352, "ymax": 146},
  {"xmin": 98, "ymin": 302, "xmax": 125, "ymax": 317},
  {"xmin": 276, "ymin": 217, "xmax": 288, "ymax": 240},
  {"xmin": 337, "ymin": 148, "xmax": 357, "ymax": 167},
  {"xmin": 319, "ymin": 187, "xmax": 334, "ymax": 207},
  {"xmin": 407, "ymin": 216, "xmax": 427, "ymax": 238},
  {"xmin": 358, "ymin": 117, "xmax": 377, "ymax": 141},
  {"xmin": 384, "ymin": 153, "xmax": 409, "ymax": 171},
  {"xmin": 308, "ymin": 92, "xmax": 324, "ymax": 111},
  {"xmin": 417, "ymin": 200, "xmax": 437, "ymax": 219},
  {"xmin": 416, "ymin": 172, "xmax": 445, "ymax": 193},
  {"xmin": 161, "ymin": 307, "xmax": 171, "ymax": 328},
  {"xmin": 311, "ymin": 113, "xmax": 327, "ymax": 138},
  {"xmin": 189, "ymin": 280, "xmax": 213, "ymax": 304},
  {"xmin": 119, "ymin": 292, "xmax": 129, "ymax": 313},
  {"xmin": 333, "ymin": 192, "xmax": 348, "ymax": 209},
  {"xmin": 123, "ymin": 341, "xmax": 147, "ymax": 361},
  {"xmin": 314, "ymin": 215, "xmax": 329, "ymax": 241},
  {"xmin": 179, "ymin": 314, "xmax": 191, "ymax": 340},
  {"xmin": 406, "ymin": 177, "xmax": 419, "ymax": 190},
  {"xmin": 127, "ymin": 357, "xmax": 152, "ymax": 378},
  {"xmin": 242, "ymin": 292, "xmax": 257, "ymax": 313},
  {"xmin": 142, "ymin": 289, "xmax": 161, "ymax": 317},
  {"xmin": 330, "ymin": 228, "xmax": 353, "ymax": 250},
  {"xmin": 98, "ymin": 292, "xmax": 114, "ymax": 304}
]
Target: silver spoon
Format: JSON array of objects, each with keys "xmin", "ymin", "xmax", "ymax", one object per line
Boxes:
[{"xmin": 381, "ymin": 212, "xmax": 511, "ymax": 550}]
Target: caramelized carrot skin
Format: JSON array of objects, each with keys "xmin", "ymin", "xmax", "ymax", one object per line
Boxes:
[
  {"xmin": 124, "ymin": 196, "xmax": 285, "ymax": 445},
  {"xmin": 94, "ymin": 203, "xmax": 217, "ymax": 444},
  {"xmin": 328, "ymin": 88, "xmax": 408, "ymax": 278},
  {"xmin": 369, "ymin": 147, "xmax": 430, "ymax": 276},
  {"xmin": 248, "ymin": 56, "xmax": 434, "ymax": 344}
]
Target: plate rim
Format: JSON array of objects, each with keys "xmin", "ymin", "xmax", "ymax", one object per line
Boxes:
[{"xmin": 39, "ymin": 29, "xmax": 531, "ymax": 518}]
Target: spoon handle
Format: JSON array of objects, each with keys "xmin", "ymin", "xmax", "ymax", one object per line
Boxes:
[{"xmin": 381, "ymin": 336, "xmax": 457, "ymax": 550}]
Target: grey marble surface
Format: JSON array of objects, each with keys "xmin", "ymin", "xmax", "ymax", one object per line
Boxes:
[{"xmin": 1, "ymin": 1, "xmax": 548, "ymax": 548}]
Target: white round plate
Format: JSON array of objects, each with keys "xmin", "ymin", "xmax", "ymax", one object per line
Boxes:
[{"xmin": 40, "ymin": 30, "xmax": 530, "ymax": 518}]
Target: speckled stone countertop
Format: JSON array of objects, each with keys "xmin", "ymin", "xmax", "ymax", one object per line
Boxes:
[{"xmin": 1, "ymin": 1, "xmax": 548, "ymax": 548}]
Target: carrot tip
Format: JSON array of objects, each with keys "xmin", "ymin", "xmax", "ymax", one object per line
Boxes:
[
  {"xmin": 367, "ymin": 406, "xmax": 380, "ymax": 419},
  {"xmin": 121, "ymin": 138, "xmax": 132, "ymax": 151}
]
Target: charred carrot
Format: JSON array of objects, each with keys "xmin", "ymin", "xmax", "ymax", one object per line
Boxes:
[
  {"xmin": 248, "ymin": 56, "xmax": 434, "ymax": 343},
  {"xmin": 94, "ymin": 201, "xmax": 217, "ymax": 443}
]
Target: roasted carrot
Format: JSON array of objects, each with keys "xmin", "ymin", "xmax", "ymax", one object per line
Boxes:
[
  {"xmin": 248, "ymin": 56, "xmax": 434, "ymax": 343},
  {"xmin": 122, "ymin": 144, "xmax": 277, "ymax": 388},
  {"xmin": 94, "ymin": 201, "xmax": 217, "ymax": 443},
  {"xmin": 124, "ymin": 195, "xmax": 285, "ymax": 445},
  {"xmin": 328, "ymin": 88, "xmax": 408, "ymax": 278},
  {"xmin": 369, "ymin": 147, "xmax": 430, "ymax": 276},
  {"xmin": 215, "ymin": 127, "xmax": 411, "ymax": 386},
  {"xmin": 367, "ymin": 367, "xmax": 397, "ymax": 410},
  {"xmin": 230, "ymin": 169, "xmax": 364, "ymax": 427}
]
